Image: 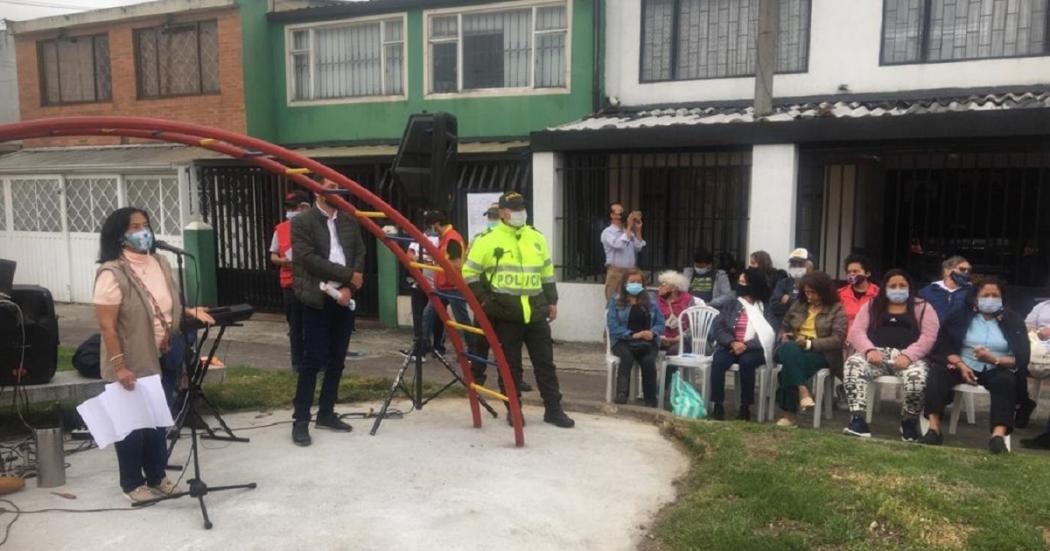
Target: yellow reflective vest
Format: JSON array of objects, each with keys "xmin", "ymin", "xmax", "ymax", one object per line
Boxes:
[{"xmin": 462, "ymin": 221, "xmax": 557, "ymax": 324}]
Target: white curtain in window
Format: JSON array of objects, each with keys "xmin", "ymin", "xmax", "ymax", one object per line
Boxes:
[
  {"xmin": 315, "ymin": 23, "xmax": 382, "ymax": 98},
  {"xmin": 642, "ymin": 0, "xmax": 675, "ymax": 81},
  {"xmin": 535, "ymin": 5, "xmax": 568, "ymax": 87},
  {"xmin": 463, "ymin": 9, "xmax": 531, "ymax": 89}
]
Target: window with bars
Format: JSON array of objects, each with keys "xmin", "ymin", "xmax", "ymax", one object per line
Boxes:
[
  {"xmin": 10, "ymin": 178, "xmax": 63, "ymax": 232},
  {"xmin": 135, "ymin": 20, "xmax": 220, "ymax": 98},
  {"xmin": 64, "ymin": 178, "xmax": 119, "ymax": 233},
  {"xmin": 288, "ymin": 16, "xmax": 405, "ymax": 102},
  {"xmin": 37, "ymin": 34, "xmax": 111, "ymax": 105},
  {"xmin": 882, "ymin": 0, "xmax": 1050, "ymax": 64},
  {"xmin": 126, "ymin": 176, "xmax": 181, "ymax": 236},
  {"xmin": 641, "ymin": 0, "xmax": 811, "ymax": 82},
  {"xmin": 427, "ymin": 2, "xmax": 569, "ymax": 94}
]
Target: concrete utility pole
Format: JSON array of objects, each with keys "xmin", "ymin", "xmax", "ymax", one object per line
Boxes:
[{"xmin": 753, "ymin": 0, "xmax": 779, "ymax": 117}]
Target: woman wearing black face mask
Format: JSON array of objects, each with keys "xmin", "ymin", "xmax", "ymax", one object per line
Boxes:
[
  {"xmin": 918, "ymin": 256, "xmax": 973, "ymax": 324},
  {"xmin": 708, "ymin": 268, "xmax": 775, "ymax": 421}
]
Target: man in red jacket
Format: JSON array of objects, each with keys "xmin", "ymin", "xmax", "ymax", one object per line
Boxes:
[
  {"xmin": 421, "ymin": 209, "xmax": 471, "ymax": 355},
  {"xmin": 269, "ymin": 190, "xmax": 312, "ymax": 372}
]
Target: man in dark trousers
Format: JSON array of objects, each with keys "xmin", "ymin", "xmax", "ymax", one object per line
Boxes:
[{"xmin": 290, "ymin": 178, "xmax": 365, "ymax": 446}]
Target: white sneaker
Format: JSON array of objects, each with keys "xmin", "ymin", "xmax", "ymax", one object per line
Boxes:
[
  {"xmin": 125, "ymin": 485, "xmax": 157, "ymax": 503},
  {"xmin": 149, "ymin": 478, "xmax": 179, "ymax": 496}
]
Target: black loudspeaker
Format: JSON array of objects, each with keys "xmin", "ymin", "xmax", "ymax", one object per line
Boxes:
[
  {"xmin": 0, "ymin": 285, "xmax": 58, "ymax": 386},
  {"xmin": 392, "ymin": 112, "xmax": 458, "ymax": 212}
]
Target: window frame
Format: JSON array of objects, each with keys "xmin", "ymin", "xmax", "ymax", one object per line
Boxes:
[
  {"xmin": 36, "ymin": 33, "xmax": 112, "ymax": 107},
  {"xmin": 637, "ymin": 0, "xmax": 813, "ymax": 84},
  {"xmin": 133, "ymin": 19, "xmax": 221, "ymax": 100},
  {"xmin": 879, "ymin": 0, "xmax": 1050, "ymax": 66},
  {"xmin": 423, "ymin": 0, "xmax": 573, "ymax": 99},
  {"xmin": 284, "ymin": 13, "xmax": 409, "ymax": 107}
]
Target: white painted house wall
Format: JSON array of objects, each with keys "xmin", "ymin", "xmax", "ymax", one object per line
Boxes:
[{"xmin": 605, "ymin": 0, "xmax": 1050, "ymax": 106}]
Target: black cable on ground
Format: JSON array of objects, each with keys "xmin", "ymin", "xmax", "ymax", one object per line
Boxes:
[{"xmin": 0, "ymin": 498, "xmax": 146, "ymax": 548}]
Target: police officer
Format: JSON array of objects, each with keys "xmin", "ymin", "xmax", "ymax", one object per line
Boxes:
[{"xmin": 463, "ymin": 192, "xmax": 574, "ymax": 428}]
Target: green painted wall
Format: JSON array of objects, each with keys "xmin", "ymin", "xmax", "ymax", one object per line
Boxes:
[
  {"xmin": 262, "ymin": 0, "xmax": 595, "ymax": 145},
  {"xmin": 239, "ymin": 0, "xmax": 278, "ymax": 141}
]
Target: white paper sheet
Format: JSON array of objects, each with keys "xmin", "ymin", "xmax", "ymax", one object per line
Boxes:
[
  {"xmin": 76, "ymin": 375, "xmax": 175, "ymax": 449},
  {"xmin": 466, "ymin": 192, "xmax": 503, "ymax": 243}
]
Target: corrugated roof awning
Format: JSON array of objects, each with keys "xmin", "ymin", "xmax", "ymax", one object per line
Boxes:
[
  {"xmin": 288, "ymin": 140, "xmax": 529, "ymax": 159},
  {"xmin": 532, "ymin": 88, "xmax": 1050, "ymax": 152},
  {"xmin": 0, "ymin": 144, "xmax": 225, "ymax": 174}
]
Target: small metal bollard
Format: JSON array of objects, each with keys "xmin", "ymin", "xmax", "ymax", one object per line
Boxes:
[{"xmin": 34, "ymin": 427, "xmax": 65, "ymax": 488}]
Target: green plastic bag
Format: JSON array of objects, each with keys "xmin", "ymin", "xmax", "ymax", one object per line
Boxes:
[{"xmin": 670, "ymin": 371, "xmax": 706, "ymax": 419}]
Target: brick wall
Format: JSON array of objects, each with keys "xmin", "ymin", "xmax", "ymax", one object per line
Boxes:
[{"xmin": 15, "ymin": 7, "xmax": 246, "ymax": 147}]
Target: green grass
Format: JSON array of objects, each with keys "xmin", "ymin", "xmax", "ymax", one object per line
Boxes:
[
  {"xmin": 57, "ymin": 346, "xmax": 74, "ymax": 372},
  {"xmin": 653, "ymin": 420, "xmax": 1050, "ymax": 551}
]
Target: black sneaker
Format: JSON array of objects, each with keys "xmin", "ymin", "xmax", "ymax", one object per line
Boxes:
[
  {"xmin": 900, "ymin": 418, "xmax": 921, "ymax": 442},
  {"xmin": 710, "ymin": 403, "xmax": 725, "ymax": 421},
  {"xmin": 519, "ymin": 380, "xmax": 534, "ymax": 392},
  {"xmin": 843, "ymin": 415, "xmax": 871, "ymax": 438},
  {"xmin": 989, "ymin": 435, "xmax": 1008, "ymax": 454},
  {"xmin": 921, "ymin": 429, "xmax": 943, "ymax": 446},
  {"xmin": 1015, "ymin": 399, "xmax": 1037, "ymax": 429},
  {"xmin": 613, "ymin": 392, "xmax": 628, "ymax": 405},
  {"xmin": 1020, "ymin": 433, "xmax": 1050, "ymax": 450},
  {"xmin": 543, "ymin": 406, "xmax": 575, "ymax": 428},
  {"xmin": 736, "ymin": 406, "xmax": 751, "ymax": 421},
  {"xmin": 292, "ymin": 421, "xmax": 311, "ymax": 447},
  {"xmin": 315, "ymin": 414, "xmax": 353, "ymax": 432}
]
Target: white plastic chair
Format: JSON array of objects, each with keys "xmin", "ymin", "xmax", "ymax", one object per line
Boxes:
[
  {"xmin": 604, "ymin": 325, "xmax": 643, "ymax": 403},
  {"xmin": 948, "ymin": 383, "xmax": 1011, "ymax": 451},
  {"xmin": 864, "ymin": 375, "xmax": 930, "ymax": 434},
  {"xmin": 657, "ymin": 306, "xmax": 720, "ymax": 411},
  {"xmin": 768, "ymin": 365, "xmax": 834, "ymax": 427}
]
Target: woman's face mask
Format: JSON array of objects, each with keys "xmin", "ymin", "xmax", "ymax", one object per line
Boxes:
[
  {"xmin": 508, "ymin": 210, "xmax": 528, "ymax": 228},
  {"xmin": 950, "ymin": 270, "xmax": 971, "ymax": 286},
  {"xmin": 977, "ymin": 297, "xmax": 1003, "ymax": 314},
  {"xmin": 886, "ymin": 288, "xmax": 910, "ymax": 304},
  {"xmin": 625, "ymin": 282, "xmax": 644, "ymax": 296},
  {"xmin": 123, "ymin": 228, "xmax": 154, "ymax": 253}
]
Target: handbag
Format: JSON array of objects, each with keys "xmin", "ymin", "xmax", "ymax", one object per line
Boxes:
[
  {"xmin": 1028, "ymin": 331, "xmax": 1050, "ymax": 379},
  {"xmin": 670, "ymin": 371, "xmax": 706, "ymax": 419}
]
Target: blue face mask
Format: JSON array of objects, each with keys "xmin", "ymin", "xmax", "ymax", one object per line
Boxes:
[
  {"xmin": 625, "ymin": 282, "xmax": 644, "ymax": 296},
  {"xmin": 886, "ymin": 288, "xmax": 910, "ymax": 304},
  {"xmin": 487, "ymin": 220, "xmax": 499, "ymax": 230},
  {"xmin": 123, "ymin": 229, "xmax": 154, "ymax": 253},
  {"xmin": 950, "ymin": 271, "xmax": 971, "ymax": 286},
  {"xmin": 977, "ymin": 297, "xmax": 1003, "ymax": 315}
]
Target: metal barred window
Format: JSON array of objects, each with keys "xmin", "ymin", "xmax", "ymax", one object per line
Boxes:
[
  {"xmin": 427, "ymin": 2, "xmax": 569, "ymax": 94},
  {"xmin": 125, "ymin": 176, "xmax": 181, "ymax": 236},
  {"xmin": 10, "ymin": 178, "xmax": 63, "ymax": 233},
  {"xmin": 641, "ymin": 0, "xmax": 811, "ymax": 82},
  {"xmin": 288, "ymin": 16, "xmax": 405, "ymax": 102},
  {"xmin": 37, "ymin": 34, "xmax": 111, "ymax": 105},
  {"xmin": 135, "ymin": 20, "xmax": 220, "ymax": 98},
  {"xmin": 64, "ymin": 177, "xmax": 119, "ymax": 233},
  {"xmin": 559, "ymin": 151, "xmax": 752, "ymax": 282},
  {"xmin": 882, "ymin": 0, "xmax": 1050, "ymax": 64}
]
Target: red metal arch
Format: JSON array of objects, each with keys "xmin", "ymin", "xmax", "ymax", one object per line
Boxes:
[{"xmin": 0, "ymin": 117, "xmax": 524, "ymax": 447}]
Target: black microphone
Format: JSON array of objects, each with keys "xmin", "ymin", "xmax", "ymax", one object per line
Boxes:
[
  {"xmin": 493, "ymin": 247, "xmax": 505, "ymax": 260},
  {"xmin": 155, "ymin": 240, "xmax": 195, "ymax": 257}
]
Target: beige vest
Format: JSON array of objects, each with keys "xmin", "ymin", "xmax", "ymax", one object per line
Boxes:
[{"xmin": 96, "ymin": 255, "xmax": 183, "ymax": 381}]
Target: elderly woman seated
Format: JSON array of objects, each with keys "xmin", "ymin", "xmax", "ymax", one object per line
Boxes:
[
  {"xmin": 656, "ymin": 270, "xmax": 704, "ymax": 353},
  {"xmin": 607, "ymin": 269, "xmax": 666, "ymax": 407}
]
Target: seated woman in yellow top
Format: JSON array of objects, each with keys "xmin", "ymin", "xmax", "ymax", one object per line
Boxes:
[{"xmin": 775, "ymin": 272, "xmax": 848, "ymax": 427}]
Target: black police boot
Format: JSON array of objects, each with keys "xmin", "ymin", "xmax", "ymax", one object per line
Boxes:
[{"xmin": 543, "ymin": 404, "xmax": 575, "ymax": 428}]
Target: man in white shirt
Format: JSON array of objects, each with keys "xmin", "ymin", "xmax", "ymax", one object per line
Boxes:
[{"xmin": 600, "ymin": 202, "xmax": 645, "ymax": 300}]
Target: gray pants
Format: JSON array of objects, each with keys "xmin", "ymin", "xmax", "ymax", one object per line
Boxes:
[{"xmin": 843, "ymin": 347, "xmax": 927, "ymax": 419}]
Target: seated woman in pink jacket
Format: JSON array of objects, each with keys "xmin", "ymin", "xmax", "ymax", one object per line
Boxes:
[{"xmin": 841, "ymin": 269, "xmax": 939, "ymax": 442}]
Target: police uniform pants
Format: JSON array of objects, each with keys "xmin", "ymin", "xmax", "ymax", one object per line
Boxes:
[{"xmin": 493, "ymin": 318, "xmax": 562, "ymax": 407}]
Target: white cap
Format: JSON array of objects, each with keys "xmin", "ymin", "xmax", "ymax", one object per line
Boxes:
[{"xmin": 788, "ymin": 247, "xmax": 810, "ymax": 261}]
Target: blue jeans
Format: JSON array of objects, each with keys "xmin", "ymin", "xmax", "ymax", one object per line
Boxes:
[
  {"xmin": 294, "ymin": 297, "xmax": 354, "ymax": 423},
  {"xmin": 114, "ymin": 428, "xmax": 167, "ymax": 492},
  {"xmin": 422, "ymin": 289, "xmax": 472, "ymax": 353}
]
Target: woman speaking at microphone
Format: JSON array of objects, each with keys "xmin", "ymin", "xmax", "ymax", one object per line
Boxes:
[{"xmin": 93, "ymin": 207, "xmax": 213, "ymax": 503}]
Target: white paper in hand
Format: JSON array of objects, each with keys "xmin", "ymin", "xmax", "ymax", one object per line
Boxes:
[{"xmin": 76, "ymin": 374, "xmax": 175, "ymax": 449}]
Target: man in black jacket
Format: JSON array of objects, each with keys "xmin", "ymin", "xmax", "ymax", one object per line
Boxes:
[{"xmin": 290, "ymin": 179, "xmax": 366, "ymax": 446}]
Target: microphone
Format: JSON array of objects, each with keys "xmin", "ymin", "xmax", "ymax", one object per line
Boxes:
[
  {"xmin": 155, "ymin": 240, "xmax": 195, "ymax": 257},
  {"xmin": 493, "ymin": 247, "xmax": 505, "ymax": 261}
]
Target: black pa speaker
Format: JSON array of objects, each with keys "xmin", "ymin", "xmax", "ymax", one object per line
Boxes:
[
  {"xmin": 392, "ymin": 112, "xmax": 458, "ymax": 212},
  {"xmin": 0, "ymin": 285, "xmax": 58, "ymax": 386}
]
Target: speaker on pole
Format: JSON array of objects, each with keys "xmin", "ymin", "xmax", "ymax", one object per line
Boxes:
[{"xmin": 391, "ymin": 112, "xmax": 458, "ymax": 213}]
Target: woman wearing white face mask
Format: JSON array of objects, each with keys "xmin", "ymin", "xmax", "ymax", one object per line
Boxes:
[
  {"xmin": 94, "ymin": 207, "xmax": 213, "ymax": 502},
  {"xmin": 607, "ymin": 269, "xmax": 665, "ymax": 406},
  {"xmin": 682, "ymin": 247, "xmax": 734, "ymax": 310},
  {"xmin": 922, "ymin": 279, "xmax": 1031, "ymax": 454},
  {"xmin": 841, "ymin": 270, "xmax": 939, "ymax": 441}
]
